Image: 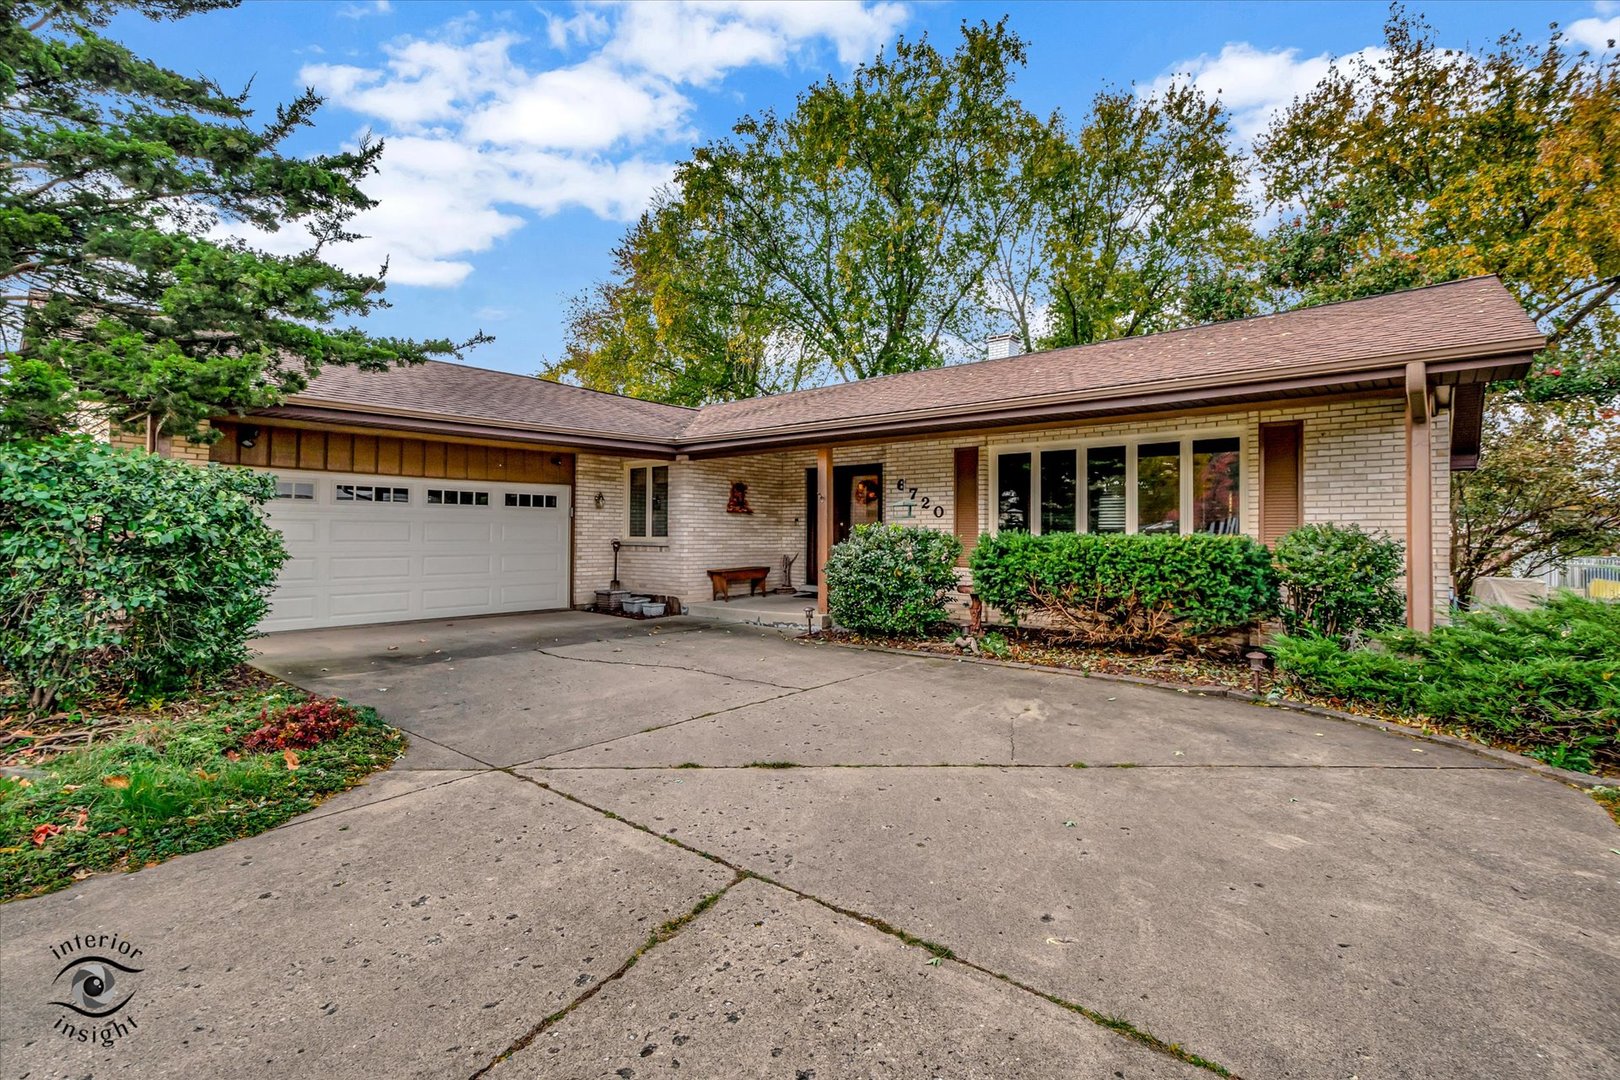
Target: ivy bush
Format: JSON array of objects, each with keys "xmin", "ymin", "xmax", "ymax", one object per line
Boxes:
[
  {"xmin": 1270, "ymin": 593, "xmax": 1619, "ymax": 773},
  {"xmin": 0, "ymin": 438, "xmax": 286, "ymax": 712},
  {"xmin": 1273, "ymin": 523, "xmax": 1406, "ymax": 643},
  {"xmin": 970, "ymin": 532, "xmax": 1278, "ymax": 649},
  {"xmin": 825, "ymin": 523, "xmax": 962, "ymax": 636}
]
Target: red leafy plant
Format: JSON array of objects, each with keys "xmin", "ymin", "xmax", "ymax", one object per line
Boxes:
[{"xmin": 241, "ymin": 698, "xmax": 358, "ymax": 753}]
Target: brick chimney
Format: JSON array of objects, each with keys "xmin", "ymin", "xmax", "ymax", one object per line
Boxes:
[{"xmin": 986, "ymin": 333, "xmax": 1023, "ymax": 361}]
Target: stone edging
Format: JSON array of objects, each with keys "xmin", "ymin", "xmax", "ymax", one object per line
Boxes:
[{"xmin": 812, "ymin": 637, "xmax": 1612, "ymax": 792}]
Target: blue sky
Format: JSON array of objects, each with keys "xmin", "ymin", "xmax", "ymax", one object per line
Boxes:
[{"xmin": 114, "ymin": 1, "xmax": 1619, "ymax": 375}]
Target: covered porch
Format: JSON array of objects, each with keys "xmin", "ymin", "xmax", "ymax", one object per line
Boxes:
[{"xmin": 574, "ymin": 386, "xmax": 1466, "ymax": 633}]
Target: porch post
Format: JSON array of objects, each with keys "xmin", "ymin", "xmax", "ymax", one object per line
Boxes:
[
  {"xmin": 1405, "ymin": 361, "xmax": 1434, "ymax": 632},
  {"xmin": 816, "ymin": 446, "xmax": 833, "ymax": 617}
]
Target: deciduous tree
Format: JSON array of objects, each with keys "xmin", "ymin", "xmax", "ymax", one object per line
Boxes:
[
  {"xmin": 540, "ymin": 190, "xmax": 813, "ymax": 405},
  {"xmin": 1255, "ymin": 6, "xmax": 1620, "ymax": 402},
  {"xmin": 1037, "ymin": 83, "xmax": 1258, "ymax": 348},
  {"xmin": 676, "ymin": 19, "xmax": 1043, "ymax": 381},
  {"xmin": 1451, "ymin": 402, "xmax": 1620, "ymax": 600}
]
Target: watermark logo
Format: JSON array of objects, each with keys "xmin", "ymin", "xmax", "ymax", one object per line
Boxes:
[{"xmin": 47, "ymin": 932, "xmax": 145, "ymax": 1048}]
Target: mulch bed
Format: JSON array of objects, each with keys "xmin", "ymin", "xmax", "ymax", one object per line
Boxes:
[{"xmin": 0, "ymin": 665, "xmax": 283, "ymax": 768}]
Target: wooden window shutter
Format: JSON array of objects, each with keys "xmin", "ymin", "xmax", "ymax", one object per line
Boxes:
[
  {"xmin": 954, "ymin": 447, "xmax": 980, "ymax": 565},
  {"xmin": 1259, "ymin": 421, "xmax": 1303, "ymax": 546}
]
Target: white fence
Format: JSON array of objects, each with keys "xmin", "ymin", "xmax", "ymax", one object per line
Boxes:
[{"xmin": 1519, "ymin": 556, "xmax": 1620, "ymax": 596}]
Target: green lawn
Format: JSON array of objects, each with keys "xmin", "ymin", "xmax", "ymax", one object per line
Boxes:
[{"xmin": 1, "ymin": 677, "xmax": 404, "ymax": 901}]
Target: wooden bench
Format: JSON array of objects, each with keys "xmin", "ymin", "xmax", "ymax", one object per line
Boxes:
[{"xmin": 706, "ymin": 566, "xmax": 771, "ymax": 602}]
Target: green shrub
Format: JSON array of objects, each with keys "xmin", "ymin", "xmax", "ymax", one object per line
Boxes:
[
  {"xmin": 825, "ymin": 523, "xmax": 962, "ymax": 636},
  {"xmin": 1273, "ymin": 523, "xmax": 1406, "ymax": 642},
  {"xmin": 969, "ymin": 532, "xmax": 1277, "ymax": 649},
  {"xmin": 1270, "ymin": 593, "xmax": 1620, "ymax": 772},
  {"xmin": 0, "ymin": 437, "xmax": 286, "ymax": 712}
]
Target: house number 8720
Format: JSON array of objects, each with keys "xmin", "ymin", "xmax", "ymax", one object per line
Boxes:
[{"xmin": 894, "ymin": 477, "xmax": 947, "ymax": 518}]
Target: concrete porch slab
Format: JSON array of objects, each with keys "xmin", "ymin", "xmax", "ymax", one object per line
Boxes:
[{"xmin": 683, "ymin": 593, "xmax": 822, "ymax": 631}]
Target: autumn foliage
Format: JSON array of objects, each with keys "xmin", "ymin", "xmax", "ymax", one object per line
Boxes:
[{"xmin": 241, "ymin": 698, "xmax": 359, "ymax": 753}]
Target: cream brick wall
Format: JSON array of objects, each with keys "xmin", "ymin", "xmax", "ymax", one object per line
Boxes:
[
  {"xmin": 581, "ymin": 395, "xmax": 1456, "ymax": 622},
  {"xmin": 573, "ymin": 451, "xmax": 805, "ymax": 606},
  {"xmin": 105, "ymin": 421, "xmax": 214, "ymax": 463}
]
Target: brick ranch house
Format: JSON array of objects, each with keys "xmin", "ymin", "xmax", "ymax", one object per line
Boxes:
[{"xmin": 134, "ymin": 276, "xmax": 1542, "ymax": 635}]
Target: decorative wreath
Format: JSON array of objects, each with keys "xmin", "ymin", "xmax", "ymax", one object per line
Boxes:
[{"xmin": 853, "ymin": 478, "xmax": 880, "ymax": 506}]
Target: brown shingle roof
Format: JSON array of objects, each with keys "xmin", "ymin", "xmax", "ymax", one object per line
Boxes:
[
  {"xmin": 295, "ymin": 359, "xmax": 695, "ymax": 442},
  {"xmin": 284, "ymin": 277, "xmax": 1541, "ymax": 451},
  {"xmin": 678, "ymin": 276, "xmax": 1541, "ymax": 442}
]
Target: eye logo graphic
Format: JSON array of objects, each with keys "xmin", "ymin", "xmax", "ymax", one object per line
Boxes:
[
  {"xmin": 46, "ymin": 932, "xmax": 146, "ymax": 1049},
  {"xmin": 52, "ymin": 956, "xmax": 141, "ymax": 1018}
]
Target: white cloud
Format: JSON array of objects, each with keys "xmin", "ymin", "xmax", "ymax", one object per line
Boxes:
[
  {"xmin": 462, "ymin": 60, "xmax": 691, "ymax": 151},
  {"xmin": 1567, "ymin": 4, "xmax": 1620, "ymax": 53},
  {"xmin": 544, "ymin": 7, "xmax": 609, "ymax": 49},
  {"xmin": 278, "ymin": 2, "xmax": 908, "ymax": 288},
  {"xmin": 606, "ymin": 0, "xmax": 908, "ymax": 85},
  {"xmin": 338, "ymin": 0, "xmax": 392, "ymax": 20},
  {"xmin": 1151, "ymin": 42, "xmax": 1388, "ymax": 144}
]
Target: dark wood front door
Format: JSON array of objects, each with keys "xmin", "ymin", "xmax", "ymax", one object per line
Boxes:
[{"xmin": 805, "ymin": 463, "xmax": 884, "ymax": 586}]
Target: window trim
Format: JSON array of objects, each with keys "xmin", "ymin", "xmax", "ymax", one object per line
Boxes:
[
  {"xmin": 990, "ymin": 429, "xmax": 1245, "ymax": 538},
  {"xmin": 625, "ymin": 461, "xmax": 671, "ymax": 540}
]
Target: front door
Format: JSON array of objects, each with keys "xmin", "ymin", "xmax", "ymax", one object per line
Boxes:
[{"xmin": 805, "ymin": 463, "xmax": 884, "ymax": 585}]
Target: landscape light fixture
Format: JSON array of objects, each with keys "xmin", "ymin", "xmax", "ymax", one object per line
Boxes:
[{"xmin": 1245, "ymin": 650, "xmax": 1269, "ymax": 695}]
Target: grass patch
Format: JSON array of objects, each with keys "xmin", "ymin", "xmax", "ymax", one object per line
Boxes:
[
  {"xmin": 1594, "ymin": 787, "xmax": 1620, "ymax": 828},
  {"xmin": 744, "ymin": 760, "xmax": 799, "ymax": 769},
  {"xmin": 0, "ymin": 672, "xmax": 404, "ymax": 900}
]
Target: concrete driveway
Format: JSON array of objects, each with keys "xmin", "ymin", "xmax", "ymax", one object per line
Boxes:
[{"xmin": 2, "ymin": 612, "xmax": 1616, "ymax": 1079}]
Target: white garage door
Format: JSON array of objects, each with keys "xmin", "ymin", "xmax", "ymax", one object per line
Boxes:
[{"xmin": 259, "ymin": 471, "xmax": 571, "ymax": 632}]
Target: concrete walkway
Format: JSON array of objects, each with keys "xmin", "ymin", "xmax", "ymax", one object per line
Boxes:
[{"xmin": 2, "ymin": 613, "xmax": 1615, "ymax": 1079}]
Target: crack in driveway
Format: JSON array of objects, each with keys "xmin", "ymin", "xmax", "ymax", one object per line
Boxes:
[
  {"xmin": 504, "ymin": 768, "xmax": 1240, "ymax": 1077},
  {"xmin": 530, "ymin": 642, "xmax": 902, "ymax": 693}
]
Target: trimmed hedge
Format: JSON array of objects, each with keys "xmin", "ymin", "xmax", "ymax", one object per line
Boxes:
[
  {"xmin": 1273, "ymin": 523, "xmax": 1406, "ymax": 643},
  {"xmin": 969, "ymin": 532, "xmax": 1278, "ymax": 649},
  {"xmin": 1270, "ymin": 593, "xmax": 1620, "ymax": 773},
  {"xmin": 825, "ymin": 523, "xmax": 962, "ymax": 637},
  {"xmin": 0, "ymin": 438, "xmax": 286, "ymax": 712}
]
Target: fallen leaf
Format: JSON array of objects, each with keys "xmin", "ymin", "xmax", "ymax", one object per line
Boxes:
[
  {"xmin": 31, "ymin": 823, "xmax": 63, "ymax": 846},
  {"xmin": 104, "ymin": 776, "xmax": 130, "ymax": 790},
  {"xmin": 283, "ymin": 749, "xmax": 300, "ymax": 771},
  {"xmin": 225, "ymin": 750, "xmax": 241, "ymax": 762},
  {"xmin": 71, "ymin": 808, "xmax": 89, "ymax": 830}
]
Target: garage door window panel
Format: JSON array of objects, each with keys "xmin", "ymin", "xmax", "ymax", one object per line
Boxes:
[
  {"xmin": 427, "ymin": 488, "xmax": 489, "ymax": 506},
  {"xmin": 336, "ymin": 484, "xmax": 410, "ymax": 503}
]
